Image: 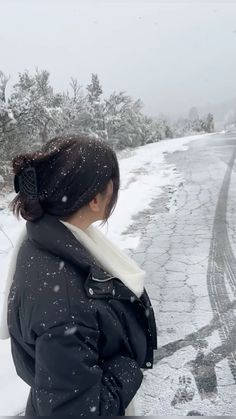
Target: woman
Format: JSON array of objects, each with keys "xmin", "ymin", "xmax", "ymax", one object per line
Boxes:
[{"xmin": 0, "ymin": 134, "xmax": 157, "ymax": 416}]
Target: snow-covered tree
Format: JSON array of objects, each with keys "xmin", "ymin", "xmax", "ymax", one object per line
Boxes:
[
  {"xmin": 69, "ymin": 78, "xmax": 83, "ymax": 104},
  {"xmin": 86, "ymin": 74, "xmax": 107, "ymax": 140},
  {"xmin": 0, "ymin": 72, "xmax": 15, "ymax": 138},
  {"xmin": 87, "ymin": 73, "xmax": 103, "ymax": 104},
  {"xmin": 0, "ymin": 67, "xmax": 217, "ymax": 190},
  {"xmin": 203, "ymin": 113, "xmax": 214, "ymax": 133},
  {"xmin": 0, "ymin": 99, "xmax": 15, "ymax": 137},
  {"xmin": 103, "ymin": 91, "xmax": 150, "ymax": 148},
  {"xmin": 223, "ymin": 109, "xmax": 236, "ymax": 128},
  {"xmin": 9, "ymin": 69, "xmax": 65, "ymax": 146},
  {"xmin": 188, "ymin": 106, "xmax": 204, "ymax": 132}
]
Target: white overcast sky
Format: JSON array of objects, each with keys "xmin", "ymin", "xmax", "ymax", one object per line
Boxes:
[{"xmin": 1, "ymin": 0, "xmax": 236, "ymax": 117}]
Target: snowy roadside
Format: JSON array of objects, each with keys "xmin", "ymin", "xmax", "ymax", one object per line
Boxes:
[{"xmin": 0, "ymin": 132, "xmax": 215, "ymax": 415}]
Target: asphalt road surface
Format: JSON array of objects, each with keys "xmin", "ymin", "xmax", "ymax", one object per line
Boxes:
[{"xmin": 125, "ymin": 130, "xmax": 236, "ymax": 416}]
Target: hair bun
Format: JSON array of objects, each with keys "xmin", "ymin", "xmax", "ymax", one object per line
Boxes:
[{"xmin": 19, "ymin": 197, "xmax": 44, "ymax": 222}]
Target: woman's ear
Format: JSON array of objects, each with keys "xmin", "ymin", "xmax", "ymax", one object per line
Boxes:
[{"xmin": 88, "ymin": 194, "xmax": 103, "ymax": 213}]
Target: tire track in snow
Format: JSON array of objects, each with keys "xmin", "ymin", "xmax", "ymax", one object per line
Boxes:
[{"xmin": 207, "ymin": 148, "xmax": 236, "ymax": 382}]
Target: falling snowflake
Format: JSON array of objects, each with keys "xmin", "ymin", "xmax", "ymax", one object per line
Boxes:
[
  {"xmin": 90, "ymin": 406, "xmax": 97, "ymax": 412},
  {"xmin": 59, "ymin": 261, "xmax": 65, "ymax": 270},
  {"xmin": 145, "ymin": 308, "xmax": 150, "ymax": 317},
  {"xmin": 64, "ymin": 326, "xmax": 77, "ymax": 336}
]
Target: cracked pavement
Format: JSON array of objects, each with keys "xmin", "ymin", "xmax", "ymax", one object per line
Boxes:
[{"xmin": 123, "ymin": 131, "xmax": 236, "ymax": 415}]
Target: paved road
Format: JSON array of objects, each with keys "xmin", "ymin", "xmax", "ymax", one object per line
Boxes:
[{"xmin": 124, "ymin": 131, "xmax": 236, "ymax": 416}]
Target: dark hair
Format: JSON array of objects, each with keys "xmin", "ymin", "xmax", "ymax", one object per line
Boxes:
[{"xmin": 10, "ymin": 134, "xmax": 120, "ymax": 226}]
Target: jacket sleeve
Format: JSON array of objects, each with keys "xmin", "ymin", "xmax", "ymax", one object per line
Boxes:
[{"xmin": 34, "ymin": 322, "xmax": 143, "ymax": 416}]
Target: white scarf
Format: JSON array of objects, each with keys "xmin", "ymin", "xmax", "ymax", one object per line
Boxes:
[
  {"xmin": 59, "ymin": 220, "xmax": 145, "ymax": 297},
  {"xmin": 0, "ymin": 222, "xmax": 145, "ymax": 340}
]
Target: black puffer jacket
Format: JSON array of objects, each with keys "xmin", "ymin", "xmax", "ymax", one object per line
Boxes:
[{"xmin": 7, "ymin": 214, "xmax": 157, "ymax": 416}]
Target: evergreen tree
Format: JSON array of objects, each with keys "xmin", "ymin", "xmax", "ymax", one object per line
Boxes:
[
  {"xmin": 8, "ymin": 69, "xmax": 64, "ymax": 146},
  {"xmin": 104, "ymin": 91, "xmax": 146, "ymax": 148},
  {"xmin": 205, "ymin": 113, "xmax": 214, "ymax": 133},
  {"xmin": 86, "ymin": 74, "xmax": 106, "ymax": 139},
  {"xmin": 0, "ymin": 71, "xmax": 15, "ymax": 139}
]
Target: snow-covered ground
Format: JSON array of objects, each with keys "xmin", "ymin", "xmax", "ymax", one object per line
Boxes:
[{"xmin": 0, "ymin": 133, "xmax": 213, "ymax": 415}]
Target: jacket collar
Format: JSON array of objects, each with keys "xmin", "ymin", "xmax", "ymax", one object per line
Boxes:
[
  {"xmin": 26, "ymin": 214, "xmax": 143, "ymax": 303},
  {"xmin": 26, "ymin": 213, "xmax": 96, "ymax": 272}
]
